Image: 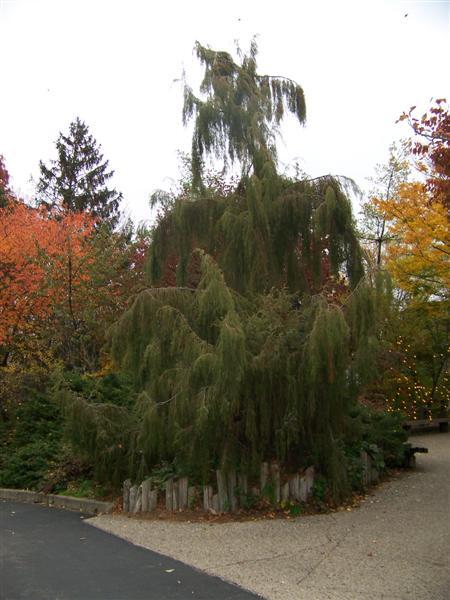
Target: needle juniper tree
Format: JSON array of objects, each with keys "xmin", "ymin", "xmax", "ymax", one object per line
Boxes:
[{"xmin": 58, "ymin": 42, "xmax": 390, "ymax": 501}]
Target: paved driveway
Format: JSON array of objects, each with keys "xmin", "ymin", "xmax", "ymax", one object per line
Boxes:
[
  {"xmin": 92, "ymin": 433, "xmax": 450, "ymax": 600},
  {"xmin": 0, "ymin": 500, "xmax": 259, "ymax": 599}
]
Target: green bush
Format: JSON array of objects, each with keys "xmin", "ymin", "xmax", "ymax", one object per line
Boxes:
[
  {"xmin": 51, "ymin": 370, "xmax": 137, "ymax": 487},
  {"xmin": 343, "ymin": 405, "xmax": 408, "ymax": 491},
  {"xmin": 363, "ymin": 410, "xmax": 408, "ymax": 467},
  {"xmin": 0, "ymin": 386, "xmax": 63, "ymax": 490}
]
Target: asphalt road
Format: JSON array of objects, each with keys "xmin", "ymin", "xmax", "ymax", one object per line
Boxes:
[{"xmin": 0, "ymin": 500, "xmax": 260, "ymax": 600}]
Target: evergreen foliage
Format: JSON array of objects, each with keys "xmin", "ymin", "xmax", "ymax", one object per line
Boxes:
[
  {"xmin": 107, "ymin": 253, "xmax": 390, "ymax": 500},
  {"xmin": 52, "ymin": 372, "xmax": 136, "ymax": 486},
  {"xmin": 148, "ymin": 175, "xmax": 364, "ymax": 294},
  {"xmin": 38, "ymin": 117, "xmax": 122, "ymax": 228},
  {"xmin": 0, "ymin": 375, "xmax": 63, "ymax": 489},
  {"xmin": 60, "ymin": 42, "xmax": 393, "ymax": 502},
  {"xmin": 184, "ymin": 41, "xmax": 306, "ymax": 188}
]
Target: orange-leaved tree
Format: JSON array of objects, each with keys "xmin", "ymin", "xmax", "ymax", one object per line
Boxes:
[{"xmin": 0, "ymin": 200, "xmax": 95, "ymax": 368}]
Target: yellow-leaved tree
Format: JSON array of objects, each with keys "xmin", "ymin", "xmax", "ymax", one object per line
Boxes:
[
  {"xmin": 375, "ymin": 181, "xmax": 449, "ymax": 299},
  {"xmin": 369, "ymin": 101, "xmax": 449, "ymax": 420}
]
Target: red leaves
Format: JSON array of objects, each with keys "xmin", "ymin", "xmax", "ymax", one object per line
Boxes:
[
  {"xmin": 0, "ymin": 201, "xmax": 95, "ymax": 349},
  {"xmin": 400, "ymin": 99, "xmax": 450, "ymax": 208}
]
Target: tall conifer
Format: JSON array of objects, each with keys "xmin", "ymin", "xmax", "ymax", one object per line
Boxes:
[{"xmin": 38, "ymin": 118, "xmax": 122, "ymax": 228}]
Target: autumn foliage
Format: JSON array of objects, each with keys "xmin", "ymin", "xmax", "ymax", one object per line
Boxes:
[
  {"xmin": 375, "ymin": 182, "xmax": 449, "ymax": 298},
  {"xmin": 0, "ymin": 201, "xmax": 95, "ymax": 364},
  {"xmin": 399, "ymin": 98, "xmax": 450, "ymax": 208},
  {"xmin": 371, "ymin": 100, "xmax": 449, "ymax": 299},
  {"xmin": 368, "ymin": 99, "xmax": 450, "ymax": 418}
]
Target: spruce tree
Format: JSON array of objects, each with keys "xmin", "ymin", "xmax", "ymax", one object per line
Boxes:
[{"xmin": 38, "ymin": 117, "xmax": 122, "ymax": 228}]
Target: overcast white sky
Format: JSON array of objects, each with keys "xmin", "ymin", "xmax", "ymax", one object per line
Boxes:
[{"xmin": 1, "ymin": 0, "xmax": 449, "ymax": 224}]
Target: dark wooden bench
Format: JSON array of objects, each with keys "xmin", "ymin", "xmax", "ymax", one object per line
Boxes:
[{"xmin": 403, "ymin": 417, "xmax": 449, "ymax": 434}]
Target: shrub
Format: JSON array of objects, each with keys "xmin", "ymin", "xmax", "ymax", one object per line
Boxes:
[
  {"xmin": 343, "ymin": 405, "xmax": 408, "ymax": 491},
  {"xmin": 0, "ymin": 381, "xmax": 64, "ymax": 489}
]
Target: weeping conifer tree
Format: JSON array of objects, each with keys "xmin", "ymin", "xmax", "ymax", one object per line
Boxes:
[{"xmin": 61, "ymin": 41, "xmax": 390, "ymax": 501}]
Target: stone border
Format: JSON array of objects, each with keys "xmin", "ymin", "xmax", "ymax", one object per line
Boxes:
[{"xmin": 0, "ymin": 488, "xmax": 114, "ymax": 515}]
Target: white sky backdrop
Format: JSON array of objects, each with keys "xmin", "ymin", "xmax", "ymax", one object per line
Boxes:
[{"xmin": 1, "ymin": 0, "xmax": 449, "ymax": 225}]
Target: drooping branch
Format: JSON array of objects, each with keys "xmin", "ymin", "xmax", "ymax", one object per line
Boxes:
[{"xmin": 183, "ymin": 41, "xmax": 306, "ymax": 188}]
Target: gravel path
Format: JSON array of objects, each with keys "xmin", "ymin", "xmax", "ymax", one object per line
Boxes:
[{"xmin": 89, "ymin": 433, "xmax": 449, "ymax": 600}]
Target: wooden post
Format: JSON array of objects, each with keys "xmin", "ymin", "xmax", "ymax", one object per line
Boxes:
[
  {"xmin": 178, "ymin": 477, "xmax": 188, "ymax": 510},
  {"xmin": 305, "ymin": 466, "xmax": 315, "ymax": 497},
  {"xmin": 123, "ymin": 479, "xmax": 131, "ymax": 512},
  {"xmin": 134, "ymin": 485, "xmax": 143, "ymax": 513},
  {"xmin": 270, "ymin": 462, "xmax": 281, "ymax": 504},
  {"xmin": 281, "ymin": 481, "xmax": 289, "ymax": 502},
  {"xmin": 299, "ymin": 475, "xmax": 308, "ymax": 502},
  {"xmin": 289, "ymin": 474, "xmax": 300, "ymax": 501},
  {"xmin": 141, "ymin": 478, "xmax": 152, "ymax": 512},
  {"xmin": 216, "ymin": 470, "xmax": 229, "ymax": 512},
  {"xmin": 237, "ymin": 474, "xmax": 248, "ymax": 506},
  {"xmin": 129, "ymin": 485, "xmax": 138, "ymax": 512},
  {"xmin": 165, "ymin": 479, "xmax": 174, "ymax": 511},
  {"xmin": 203, "ymin": 485, "xmax": 213, "ymax": 511},
  {"xmin": 212, "ymin": 494, "xmax": 220, "ymax": 513},
  {"xmin": 260, "ymin": 462, "xmax": 269, "ymax": 495},
  {"xmin": 172, "ymin": 480, "xmax": 179, "ymax": 511},
  {"xmin": 149, "ymin": 489, "xmax": 158, "ymax": 511},
  {"xmin": 227, "ymin": 470, "xmax": 238, "ymax": 512}
]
